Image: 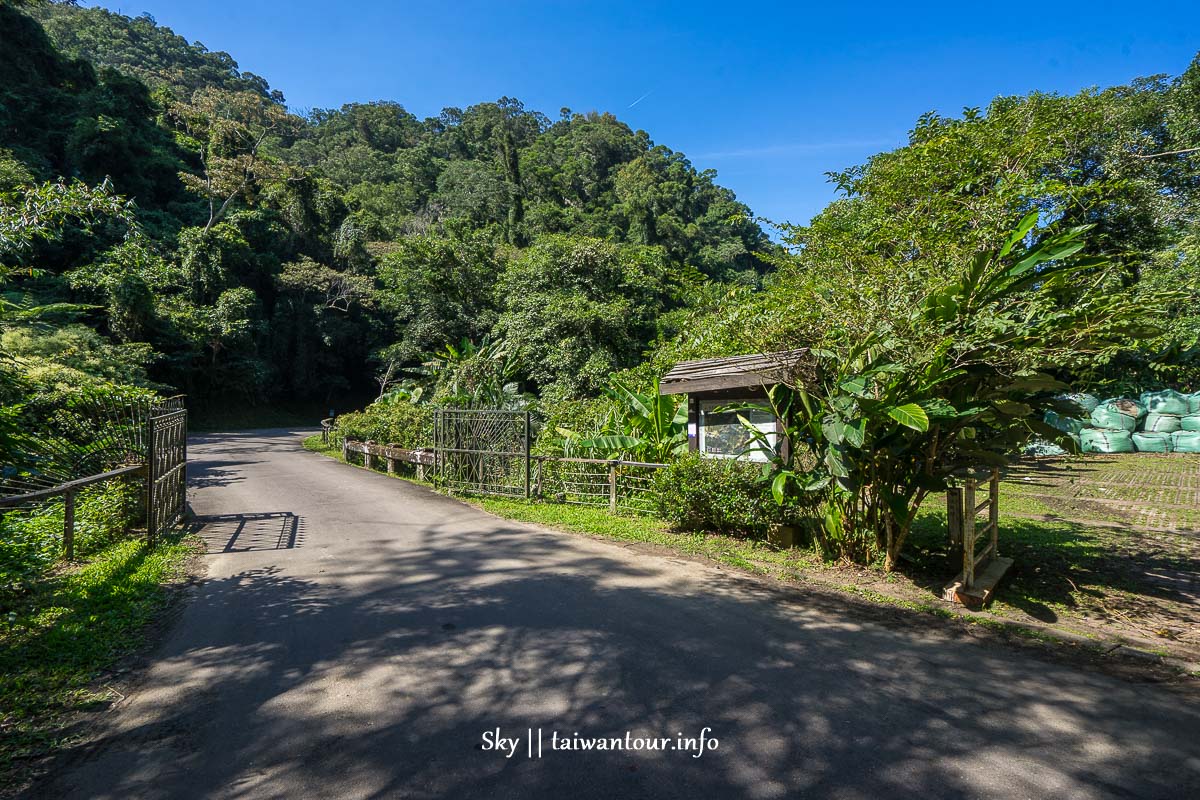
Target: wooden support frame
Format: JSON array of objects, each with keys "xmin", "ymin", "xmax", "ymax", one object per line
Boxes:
[{"xmin": 944, "ymin": 468, "xmax": 1012, "ymax": 606}]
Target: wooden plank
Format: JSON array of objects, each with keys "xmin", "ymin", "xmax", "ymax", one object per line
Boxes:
[
  {"xmin": 971, "ymin": 541, "xmax": 995, "ymax": 569},
  {"xmin": 989, "ymin": 468, "xmax": 1000, "ymax": 559},
  {"xmin": 942, "ymin": 557, "xmax": 1014, "ymax": 606},
  {"xmin": 0, "ymin": 464, "xmax": 146, "ymax": 508},
  {"xmin": 608, "ymin": 464, "xmax": 617, "ymax": 513},
  {"xmin": 549, "ymin": 457, "xmax": 667, "ymax": 469},
  {"xmin": 344, "ymin": 440, "xmax": 434, "ymax": 465},
  {"xmin": 63, "ymin": 489, "xmax": 75, "ymax": 561},
  {"xmin": 660, "ymin": 373, "xmax": 776, "ymax": 395},
  {"xmin": 963, "ymin": 478, "xmax": 977, "ymax": 587},
  {"xmin": 660, "ymin": 349, "xmax": 812, "ymax": 395}
]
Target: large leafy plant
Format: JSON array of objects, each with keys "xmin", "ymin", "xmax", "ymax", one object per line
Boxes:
[
  {"xmin": 558, "ymin": 377, "xmax": 687, "ymax": 463},
  {"xmin": 416, "ymin": 336, "xmax": 530, "ymax": 410},
  {"xmin": 751, "ymin": 214, "xmax": 1171, "ymax": 568}
]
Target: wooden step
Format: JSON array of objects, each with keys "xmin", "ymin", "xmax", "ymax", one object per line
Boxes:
[{"xmin": 943, "ymin": 556, "xmax": 1014, "ymax": 607}]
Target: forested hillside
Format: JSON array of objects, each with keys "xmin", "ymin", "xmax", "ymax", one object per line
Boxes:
[{"xmin": 2, "ymin": 0, "xmax": 768, "ymax": 418}]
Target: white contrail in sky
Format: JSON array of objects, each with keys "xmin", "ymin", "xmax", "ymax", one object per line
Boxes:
[{"xmin": 628, "ymin": 90, "xmax": 653, "ymax": 108}]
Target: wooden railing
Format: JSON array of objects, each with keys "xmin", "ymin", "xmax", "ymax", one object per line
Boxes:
[
  {"xmin": 338, "ymin": 436, "xmax": 666, "ymax": 515},
  {"xmin": 0, "ymin": 464, "xmax": 146, "ymax": 560},
  {"xmin": 342, "ymin": 439, "xmax": 435, "ymax": 476},
  {"xmin": 0, "ymin": 398, "xmax": 189, "ymax": 560},
  {"xmin": 534, "ymin": 456, "xmax": 666, "ymax": 514}
]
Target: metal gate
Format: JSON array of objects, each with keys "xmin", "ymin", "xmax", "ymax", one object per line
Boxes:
[
  {"xmin": 147, "ymin": 407, "xmax": 187, "ymax": 544},
  {"xmin": 433, "ymin": 409, "xmax": 531, "ymax": 497}
]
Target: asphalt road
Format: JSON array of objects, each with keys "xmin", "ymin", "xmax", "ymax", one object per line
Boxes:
[{"xmin": 35, "ymin": 430, "xmax": 1200, "ymax": 800}]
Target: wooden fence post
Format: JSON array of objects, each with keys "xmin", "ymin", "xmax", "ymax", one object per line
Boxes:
[
  {"xmin": 962, "ymin": 476, "xmax": 977, "ymax": 588},
  {"xmin": 63, "ymin": 489, "xmax": 75, "ymax": 561},
  {"xmin": 946, "ymin": 487, "xmax": 962, "ymax": 549},
  {"xmin": 609, "ymin": 461, "xmax": 618, "ymax": 513},
  {"xmin": 146, "ymin": 415, "xmax": 157, "ymax": 548},
  {"xmin": 524, "ymin": 411, "xmax": 532, "ymax": 499},
  {"xmin": 990, "ymin": 468, "xmax": 1000, "ymax": 560}
]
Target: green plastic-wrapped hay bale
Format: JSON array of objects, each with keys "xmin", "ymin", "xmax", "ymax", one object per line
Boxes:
[
  {"xmin": 1140, "ymin": 389, "xmax": 1189, "ymax": 416},
  {"xmin": 1102, "ymin": 397, "xmax": 1146, "ymax": 420},
  {"xmin": 1062, "ymin": 392, "xmax": 1100, "ymax": 414},
  {"xmin": 1143, "ymin": 413, "xmax": 1182, "ymax": 433},
  {"xmin": 1182, "ymin": 414, "xmax": 1200, "ymax": 431},
  {"xmin": 1170, "ymin": 431, "xmax": 1200, "ymax": 453},
  {"xmin": 1132, "ymin": 431, "xmax": 1173, "ymax": 452},
  {"xmin": 1090, "ymin": 402, "xmax": 1138, "ymax": 432},
  {"xmin": 1080, "ymin": 428, "xmax": 1135, "ymax": 453},
  {"xmin": 1189, "ymin": 393, "xmax": 1200, "ymax": 414},
  {"xmin": 1044, "ymin": 410, "xmax": 1085, "ymax": 436}
]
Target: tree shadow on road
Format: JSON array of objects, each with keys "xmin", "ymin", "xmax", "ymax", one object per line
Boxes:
[{"xmin": 32, "ymin": 493, "xmax": 1200, "ymax": 800}]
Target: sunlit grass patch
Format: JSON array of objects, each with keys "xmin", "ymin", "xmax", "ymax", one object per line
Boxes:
[{"xmin": 0, "ymin": 532, "xmax": 193, "ymax": 781}]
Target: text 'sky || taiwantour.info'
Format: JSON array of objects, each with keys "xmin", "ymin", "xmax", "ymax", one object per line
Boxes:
[{"xmin": 480, "ymin": 728, "xmax": 720, "ymax": 759}]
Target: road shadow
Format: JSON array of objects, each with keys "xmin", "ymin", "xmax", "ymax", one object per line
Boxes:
[
  {"xmin": 191, "ymin": 512, "xmax": 305, "ymax": 554},
  {"xmin": 30, "ymin": 505, "xmax": 1200, "ymax": 800}
]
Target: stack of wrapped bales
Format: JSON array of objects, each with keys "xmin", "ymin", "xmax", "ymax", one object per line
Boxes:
[
  {"xmin": 1071, "ymin": 390, "xmax": 1200, "ymax": 453},
  {"xmin": 1083, "ymin": 398, "xmax": 1141, "ymax": 453},
  {"xmin": 1039, "ymin": 390, "xmax": 1200, "ymax": 454}
]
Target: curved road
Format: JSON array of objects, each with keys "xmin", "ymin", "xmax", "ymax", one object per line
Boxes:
[{"xmin": 36, "ymin": 430, "xmax": 1200, "ymax": 799}]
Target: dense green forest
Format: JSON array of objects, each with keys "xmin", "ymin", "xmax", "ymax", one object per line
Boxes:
[
  {"xmin": 1, "ymin": 0, "xmax": 770, "ymax": 418},
  {"xmin": 2, "ymin": 0, "xmax": 1199, "ymax": 461}
]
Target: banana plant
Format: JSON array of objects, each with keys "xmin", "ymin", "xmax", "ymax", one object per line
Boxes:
[
  {"xmin": 559, "ymin": 377, "xmax": 688, "ymax": 462},
  {"xmin": 417, "ymin": 336, "xmax": 529, "ymax": 410}
]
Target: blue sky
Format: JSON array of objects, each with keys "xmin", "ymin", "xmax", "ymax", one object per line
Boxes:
[{"xmin": 93, "ymin": 1, "xmax": 1200, "ymax": 225}]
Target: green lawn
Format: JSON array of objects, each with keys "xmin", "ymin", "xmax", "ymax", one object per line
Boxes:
[
  {"xmin": 0, "ymin": 531, "xmax": 194, "ymax": 787},
  {"xmin": 472, "ymin": 497, "xmax": 823, "ymax": 577}
]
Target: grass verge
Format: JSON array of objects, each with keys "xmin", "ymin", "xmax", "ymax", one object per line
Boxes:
[
  {"xmin": 302, "ymin": 433, "xmax": 339, "ymax": 457},
  {"xmin": 472, "ymin": 497, "xmax": 820, "ymax": 575},
  {"xmin": 0, "ymin": 530, "xmax": 195, "ymax": 788}
]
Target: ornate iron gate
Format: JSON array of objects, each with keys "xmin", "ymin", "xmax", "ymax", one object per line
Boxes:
[
  {"xmin": 433, "ymin": 409, "xmax": 531, "ymax": 497},
  {"xmin": 146, "ymin": 407, "xmax": 188, "ymax": 544}
]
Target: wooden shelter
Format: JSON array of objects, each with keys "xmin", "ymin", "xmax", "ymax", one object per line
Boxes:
[{"xmin": 660, "ymin": 349, "xmax": 811, "ymax": 461}]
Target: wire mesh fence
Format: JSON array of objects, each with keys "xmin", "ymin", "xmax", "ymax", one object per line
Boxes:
[
  {"xmin": 356, "ymin": 409, "xmax": 671, "ymax": 515},
  {"xmin": 433, "ymin": 409, "xmax": 531, "ymax": 497},
  {"xmin": 0, "ymin": 395, "xmax": 189, "ymax": 559},
  {"xmin": 147, "ymin": 408, "xmax": 188, "ymax": 545},
  {"xmin": 534, "ymin": 457, "xmax": 664, "ymax": 515}
]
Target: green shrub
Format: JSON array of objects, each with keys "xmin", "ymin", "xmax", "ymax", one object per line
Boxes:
[
  {"xmin": 532, "ymin": 394, "xmax": 613, "ymax": 456},
  {"xmin": 0, "ymin": 479, "xmax": 140, "ymax": 607},
  {"xmin": 333, "ymin": 398, "xmax": 433, "ymax": 448},
  {"xmin": 653, "ymin": 452, "xmax": 793, "ymax": 538}
]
